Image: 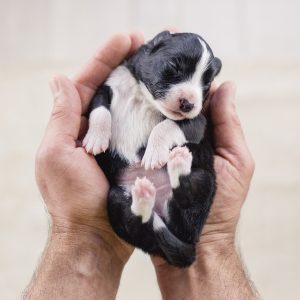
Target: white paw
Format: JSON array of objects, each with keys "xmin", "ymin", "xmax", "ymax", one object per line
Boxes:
[
  {"xmin": 83, "ymin": 107, "xmax": 111, "ymax": 155},
  {"xmin": 131, "ymin": 177, "xmax": 156, "ymax": 223},
  {"xmin": 141, "ymin": 144, "xmax": 169, "ymax": 170},
  {"xmin": 83, "ymin": 128, "xmax": 110, "ymax": 155},
  {"xmin": 167, "ymin": 146, "xmax": 192, "ymax": 188}
]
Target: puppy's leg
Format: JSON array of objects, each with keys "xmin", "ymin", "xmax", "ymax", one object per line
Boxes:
[
  {"xmin": 83, "ymin": 107, "xmax": 111, "ymax": 155},
  {"xmin": 142, "ymin": 119, "xmax": 187, "ymax": 170},
  {"xmin": 107, "ymin": 183, "xmax": 164, "ymax": 257},
  {"xmin": 83, "ymin": 85, "xmax": 112, "ymax": 155},
  {"xmin": 142, "ymin": 114, "xmax": 206, "ymax": 170},
  {"xmin": 131, "ymin": 177, "xmax": 156, "ymax": 223},
  {"xmin": 166, "ymin": 146, "xmax": 215, "ymax": 244},
  {"xmin": 167, "ymin": 146, "xmax": 193, "ymax": 190}
]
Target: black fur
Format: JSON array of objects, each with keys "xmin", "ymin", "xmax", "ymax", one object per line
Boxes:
[
  {"xmin": 176, "ymin": 114, "xmax": 207, "ymax": 144},
  {"xmin": 86, "ymin": 32, "xmax": 221, "ymax": 267},
  {"xmin": 88, "ymin": 85, "xmax": 112, "ymax": 113}
]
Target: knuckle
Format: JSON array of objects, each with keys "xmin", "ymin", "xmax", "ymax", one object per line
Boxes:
[
  {"xmin": 230, "ymin": 110, "xmax": 242, "ymax": 128},
  {"xmin": 242, "ymin": 156, "xmax": 255, "ymax": 177},
  {"xmin": 248, "ymin": 156, "xmax": 256, "ymax": 175},
  {"xmin": 51, "ymin": 103, "xmax": 69, "ymax": 121},
  {"xmin": 36, "ymin": 144, "xmax": 61, "ymax": 165}
]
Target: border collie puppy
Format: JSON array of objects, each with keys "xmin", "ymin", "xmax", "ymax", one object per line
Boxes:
[{"xmin": 83, "ymin": 31, "xmax": 221, "ymax": 267}]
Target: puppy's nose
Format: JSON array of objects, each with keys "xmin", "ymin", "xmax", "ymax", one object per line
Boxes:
[{"xmin": 179, "ymin": 98, "xmax": 194, "ymax": 112}]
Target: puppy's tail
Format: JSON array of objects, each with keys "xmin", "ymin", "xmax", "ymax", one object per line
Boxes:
[{"xmin": 153, "ymin": 214, "xmax": 195, "ymax": 268}]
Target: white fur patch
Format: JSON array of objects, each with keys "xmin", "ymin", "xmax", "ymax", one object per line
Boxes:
[
  {"xmin": 153, "ymin": 213, "xmax": 166, "ymax": 231},
  {"xmin": 196, "ymin": 39, "xmax": 211, "ymax": 79},
  {"xmin": 83, "ymin": 106, "xmax": 111, "ymax": 155},
  {"xmin": 107, "ymin": 66, "xmax": 163, "ymax": 163},
  {"xmin": 167, "ymin": 146, "xmax": 192, "ymax": 189},
  {"xmin": 142, "ymin": 119, "xmax": 187, "ymax": 170}
]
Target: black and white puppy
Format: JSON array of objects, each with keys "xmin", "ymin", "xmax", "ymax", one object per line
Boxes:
[{"xmin": 83, "ymin": 31, "xmax": 221, "ymax": 267}]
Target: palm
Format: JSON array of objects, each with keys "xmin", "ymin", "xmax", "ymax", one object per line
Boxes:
[
  {"xmin": 70, "ymin": 148, "xmax": 109, "ymax": 212},
  {"xmin": 201, "ymin": 155, "xmax": 246, "ymax": 239}
]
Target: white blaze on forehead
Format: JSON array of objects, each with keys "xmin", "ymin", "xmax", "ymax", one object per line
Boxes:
[{"xmin": 191, "ymin": 38, "xmax": 211, "ymax": 87}]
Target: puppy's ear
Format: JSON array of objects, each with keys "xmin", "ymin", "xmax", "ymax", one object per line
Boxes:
[
  {"xmin": 211, "ymin": 57, "xmax": 222, "ymax": 77},
  {"xmin": 148, "ymin": 31, "xmax": 172, "ymax": 52}
]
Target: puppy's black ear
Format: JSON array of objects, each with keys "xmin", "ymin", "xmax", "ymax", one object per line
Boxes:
[
  {"xmin": 148, "ymin": 31, "xmax": 172, "ymax": 52},
  {"xmin": 211, "ymin": 57, "xmax": 222, "ymax": 77},
  {"xmin": 152, "ymin": 31, "xmax": 172, "ymax": 45}
]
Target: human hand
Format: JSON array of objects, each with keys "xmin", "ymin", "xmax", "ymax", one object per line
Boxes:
[
  {"xmin": 35, "ymin": 32, "xmax": 144, "ymax": 264},
  {"xmin": 199, "ymin": 81, "xmax": 255, "ymax": 246},
  {"xmin": 152, "ymin": 82, "xmax": 257, "ymax": 299}
]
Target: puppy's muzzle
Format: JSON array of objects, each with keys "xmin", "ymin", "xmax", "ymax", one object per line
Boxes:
[{"xmin": 179, "ymin": 98, "xmax": 194, "ymax": 113}]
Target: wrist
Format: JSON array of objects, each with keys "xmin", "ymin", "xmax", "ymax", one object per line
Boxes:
[
  {"xmin": 49, "ymin": 224, "xmax": 126, "ymax": 279},
  {"xmin": 194, "ymin": 239, "xmax": 236, "ymax": 282},
  {"xmin": 25, "ymin": 223, "xmax": 125, "ymax": 300},
  {"xmin": 196, "ymin": 232, "xmax": 236, "ymax": 269},
  {"xmin": 51, "ymin": 216, "xmax": 133, "ymax": 265},
  {"xmin": 154, "ymin": 239, "xmax": 238, "ymax": 300}
]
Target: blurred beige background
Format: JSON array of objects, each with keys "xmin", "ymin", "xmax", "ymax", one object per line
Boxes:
[{"xmin": 0, "ymin": 0, "xmax": 300, "ymax": 299}]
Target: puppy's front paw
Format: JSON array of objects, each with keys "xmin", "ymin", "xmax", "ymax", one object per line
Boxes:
[
  {"xmin": 167, "ymin": 146, "xmax": 192, "ymax": 188},
  {"xmin": 83, "ymin": 107, "xmax": 111, "ymax": 155},
  {"xmin": 131, "ymin": 177, "xmax": 156, "ymax": 223},
  {"xmin": 141, "ymin": 144, "xmax": 169, "ymax": 170},
  {"xmin": 83, "ymin": 128, "xmax": 110, "ymax": 155}
]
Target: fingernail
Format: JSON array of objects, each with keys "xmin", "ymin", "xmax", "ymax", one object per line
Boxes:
[{"xmin": 49, "ymin": 78, "xmax": 60, "ymax": 100}]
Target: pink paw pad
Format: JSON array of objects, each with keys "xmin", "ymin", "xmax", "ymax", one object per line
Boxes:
[{"xmin": 131, "ymin": 177, "xmax": 156, "ymax": 223}]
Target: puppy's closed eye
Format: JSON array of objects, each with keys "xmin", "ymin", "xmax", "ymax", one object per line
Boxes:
[{"xmin": 168, "ymin": 61, "xmax": 179, "ymax": 73}]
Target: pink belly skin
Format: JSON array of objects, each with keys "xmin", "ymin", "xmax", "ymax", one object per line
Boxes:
[{"xmin": 118, "ymin": 164, "xmax": 172, "ymax": 216}]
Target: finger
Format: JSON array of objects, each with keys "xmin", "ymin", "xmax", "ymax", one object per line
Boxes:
[
  {"xmin": 46, "ymin": 75, "xmax": 82, "ymax": 145},
  {"xmin": 163, "ymin": 26, "xmax": 179, "ymax": 33},
  {"xmin": 128, "ymin": 31, "xmax": 144, "ymax": 56},
  {"xmin": 78, "ymin": 116, "xmax": 88, "ymax": 141},
  {"xmin": 209, "ymin": 81, "xmax": 218, "ymax": 98},
  {"xmin": 210, "ymin": 81, "xmax": 252, "ymax": 166},
  {"xmin": 74, "ymin": 33, "xmax": 141, "ymax": 113},
  {"xmin": 202, "ymin": 81, "xmax": 217, "ymax": 114}
]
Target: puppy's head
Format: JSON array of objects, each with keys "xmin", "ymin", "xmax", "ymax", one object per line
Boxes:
[{"xmin": 128, "ymin": 31, "xmax": 221, "ymax": 120}]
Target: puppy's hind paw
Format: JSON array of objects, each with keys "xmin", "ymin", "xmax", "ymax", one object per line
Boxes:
[
  {"xmin": 131, "ymin": 177, "xmax": 156, "ymax": 223},
  {"xmin": 167, "ymin": 146, "xmax": 192, "ymax": 188}
]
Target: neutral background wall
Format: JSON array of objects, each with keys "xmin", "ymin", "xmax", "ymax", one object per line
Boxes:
[{"xmin": 0, "ymin": 0, "xmax": 299, "ymax": 299}]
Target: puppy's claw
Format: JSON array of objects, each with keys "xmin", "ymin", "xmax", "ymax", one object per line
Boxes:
[{"xmin": 83, "ymin": 130, "xmax": 110, "ymax": 156}]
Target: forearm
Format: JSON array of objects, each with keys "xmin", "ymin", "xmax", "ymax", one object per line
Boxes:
[
  {"xmin": 24, "ymin": 226, "xmax": 125, "ymax": 300},
  {"xmin": 155, "ymin": 243, "xmax": 258, "ymax": 300}
]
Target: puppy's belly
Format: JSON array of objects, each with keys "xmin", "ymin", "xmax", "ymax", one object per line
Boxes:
[{"xmin": 118, "ymin": 164, "xmax": 172, "ymax": 216}]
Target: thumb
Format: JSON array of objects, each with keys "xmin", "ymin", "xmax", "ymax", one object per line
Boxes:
[
  {"xmin": 210, "ymin": 82, "xmax": 252, "ymax": 168},
  {"xmin": 46, "ymin": 75, "xmax": 82, "ymax": 145}
]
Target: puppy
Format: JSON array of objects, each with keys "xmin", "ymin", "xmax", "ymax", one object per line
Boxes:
[{"xmin": 83, "ymin": 31, "xmax": 221, "ymax": 267}]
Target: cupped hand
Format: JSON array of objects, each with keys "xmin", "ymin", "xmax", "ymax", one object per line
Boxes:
[
  {"xmin": 35, "ymin": 32, "xmax": 144, "ymax": 264},
  {"xmin": 199, "ymin": 82, "xmax": 255, "ymax": 247}
]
